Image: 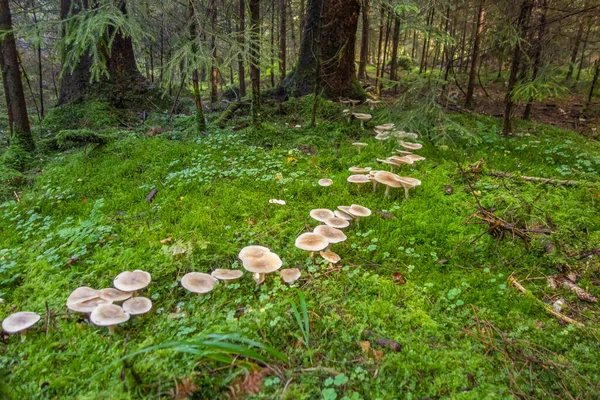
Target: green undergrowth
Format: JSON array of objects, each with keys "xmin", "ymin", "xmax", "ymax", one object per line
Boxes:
[{"xmin": 1, "ymin": 100, "xmax": 600, "ymax": 399}]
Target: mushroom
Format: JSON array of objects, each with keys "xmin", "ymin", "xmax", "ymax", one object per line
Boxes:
[
  {"xmin": 334, "ymin": 210, "xmax": 353, "ymax": 221},
  {"xmin": 405, "ymin": 154, "xmax": 426, "ymax": 162},
  {"xmin": 238, "ymin": 245, "xmax": 271, "ymax": 261},
  {"xmin": 2, "ymin": 312, "xmax": 40, "ymax": 341},
  {"xmin": 242, "ymin": 252, "xmax": 283, "ymax": 284},
  {"xmin": 66, "ymin": 287, "xmax": 100, "ymax": 307},
  {"xmin": 181, "ymin": 272, "xmax": 217, "ymax": 294},
  {"xmin": 295, "ymin": 232, "xmax": 329, "ymax": 259},
  {"xmin": 395, "ymin": 150, "xmax": 414, "ymax": 156},
  {"xmin": 90, "ymin": 304, "xmax": 130, "ymax": 335},
  {"xmin": 324, "ymin": 216, "xmax": 350, "ymax": 229},
  {"xmin": 353, "ymin": 113, "xmax": 372, "ymax": 129},
  {"xmin": 320, "ymin": 251, "xmax": 341, "ymax": 268},
  {"xmin": 348, "ymin": 166, "xmax": 371, "ymax": 174},
  {"xmin": 314, "ymin": 225, "xmax": 347, "ymax": 250},
  {"xmin": 377, "ymin": 158, "xmax": 400, "ymax": 172},
  {"xmin": 375, "ymin": 131, "xmax": 391, "ymax": 141},
  {"xmin": 388, "ymin": 155, "xmax": 414, "ymax": 168},
  {"xmin": 375, "ymin": 123, "xmax": 394, "ymax": 131},
  {"xmin": 113, "ymin": 270, "xmax": 151, "ymax": 296},
  {"xmin": 393, "ymin": 131, "xmax": 418, "ymax": 140},
  {"xmin": 365, "ymin": 99, "xmax": 381, "ymax": 111},
  {"xmin": 396, "ymin": 176, "xmax": 422, "ymax": 198},
  {"xmin": 318, "ymin": 178, "xmax": 333, "ymax": 187},
  {"xmin": 374, "ymin": 171, "xmax": 404, "ymax": 197},
  {"xmin": 346, "ymin": 204, "xmax": 372, "ymax": 227},
  {"xmin": 67, "ymin": 298, "xmax": 113, "ymax": 313},
  {"xmin": 211, "ymin": 269, "xmax": 244, "ymax": 282},
  {"xmin": 309, "ymin": 208, "xmax": 335, "ymax": 223},
  {"xmin": 99, "ymin": 288, "xmax": 132, "ymax": 303},
  {"xmin": 122, "ymin": 297, "xmax": 153, "ymax": 316},
  {"xmin": 342, "ymin": 109, "xmax": 351, "ymax": 123},
  {"xmin": 352, "ymin": 142, "xmax": 368, "ymax": 153},
  {"xmin": 347, "ymin": 174, "xmax": 371, "ymax": 190},
  {"xmin": 349, "ymin": 99, "xmax": 361, "ymax": 108},
  {"xmin": 399, "ymin": 141, "xmax": 423, "ymax": 151},
  {"xmin": 280, "ymin": 268, "xmax": 301, "ymax": 284}
]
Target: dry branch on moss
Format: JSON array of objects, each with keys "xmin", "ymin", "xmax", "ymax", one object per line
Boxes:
[{"xmin": 489, "ymin": 171, "xmax": 579, "ymax": 186}]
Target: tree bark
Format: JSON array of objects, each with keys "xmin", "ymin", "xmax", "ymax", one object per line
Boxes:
[
  {"xmin": 465, "ymin": 0, "xmax": 485, "ymax": 109},
  {"xmin": 375, "ymin": 6, "xmax": 385, "ymax": 90},
  {"xmin": 358, "ymin": 0, "xmax": 370, "ymax": 81},
  {"xmin": 585, "ymin": 59, "xmax": 599, "ymax": 110},
  {"xmin": 238, "ymin": 0, "xmax": 246, "ymax": 97},
  {"xmin": 0, "ymin": 0, "xmax": 34, "ymax": 151},
  {"xmin": 249, "ymin": 0, "xmax": 260, "ymax": 124},
  {"xmin": 189, "ymin": 0, "xmax": 206, "ymax": 132},
  {"xmin": 210, "ymin": 0, "xmax": 218, "ymax": 103},
  {"xmin": 282, "ymin": 0, "xmax": 362, "ymax": 99},
  {"xmin": 280, "ymin": 0, "xmax": 287, "ymax": 80},
  {"xmin": 502, "ymin": 0, "xmax": 532, "ymax": 136},
  {"xmin": 565, "ymin": 16, "xmax": 584, "ymax": 82},
  {"xmin": 389, "ymin": 13, "xmax": 401, "ymax": 86},
  {"xmin": 523, "ymin": 0, "xmax": 548, "ymax": 120}
]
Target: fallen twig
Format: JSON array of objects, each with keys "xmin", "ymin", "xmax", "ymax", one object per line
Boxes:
[
  {"xmin": 490, "ymin": 171, "xmax": 578, "ymax": 186},
  {"xmin": 508, "ymin": 275, "xmax": 584, "ymax": 327},
  {"xmin": 553, "ymin": 275, "xmax": 598, "ymax": 303}
]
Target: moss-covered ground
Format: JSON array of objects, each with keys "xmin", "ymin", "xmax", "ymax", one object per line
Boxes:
[{"xmin": 1, "ymin": 97, "xmax": 600, "ymax": 399}]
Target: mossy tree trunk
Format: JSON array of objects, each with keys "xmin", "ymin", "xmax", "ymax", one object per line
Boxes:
[
  {"xmin": 282, "ymin": 0, "xmax": 363, "ymax": 99},
  {"xmin": 0, "ymin": 0, "xmax": 35, "ymax": 152},
  {"xmin": 249, "ymin": 0, "xmax": 261, "ymax": 125},
  {"xmin": 58, "ymin": 0, "xmax": 145, "ymax": 106}
]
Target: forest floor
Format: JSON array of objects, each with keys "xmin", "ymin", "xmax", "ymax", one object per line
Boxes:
[{"xmin": 1, "ymin": 96, "xmax": 600, "ymax": 399}]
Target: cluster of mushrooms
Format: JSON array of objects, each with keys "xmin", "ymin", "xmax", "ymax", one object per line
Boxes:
[
  {"xmin": 340, "ymin": 97, "xmax": 381, "ymax": 129},
  {"xmin": 349, "ymin": 123, "xmax": 424, "ymax": 199}
]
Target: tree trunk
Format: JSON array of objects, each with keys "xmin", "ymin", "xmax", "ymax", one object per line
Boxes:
[
  {"xmin": 576, "ymin": 18, "xmax": 592, "ymax": 81},
  {"xmin": 270, "ymin": 1, "xmax": 276, "ymax": 87},
  {"xmin": 585, "ymin": 59, "xmax": 599, "ymax": 110},
  {"xmin": 375, "ymin": 6, "xmax": 385, "ymax": 90},
  {"xmin": 210, "ymin": 0, "xmax": 218, "ymax": 103},
  {"xmin": 280, "ymin": 0, "xmax": 287, "ymax": 80},
  {"xmin": 0, "ymin": 0, "xmax": 34, "ymax": 151},
  {"xmin": 59, "ymin": 0, "xmax": 144, "ymax": 105},
  {"xmin": 249, "ymin": 0, "xmax": 260, "ymax": 124},
  {"xmin": 502, "ymin": 0, "xmax": 532, "ymax": 136},
  {"xmin": 419, "ymin": 8, "xmax": 434, "ymax": 74},
  {"xmin": 189, "ymin": 0, "xmax": 206, "ymax": 133},
  {"xmin": 238, "ymin": 0, "xmax": 246, "ymax": 97},
  {"xmin": 523, "ymin": 0, "xmax": 548, "ymax": 120},
  {"xmin": 389, "ymin": 13, "xmax": 401, "ymax": 86},
  {"xmin": 358, "ymin": 0, "xmax": 370, "ymax": 81},
  {"xmin": 465, "ymin": 0, "xmax": 485, "ymax": 109},
  {"xmin": 565, "ymin": 17, "xmax": 584, "ymax": 82},
  {"xmin": 282, "ymin": 0, "xmax": 362, "ymax": 99}
]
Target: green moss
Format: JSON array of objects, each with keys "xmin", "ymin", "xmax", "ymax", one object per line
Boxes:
[{"xmin": 41, "ymin": 100, "xmax": 123, "ymax": 134}]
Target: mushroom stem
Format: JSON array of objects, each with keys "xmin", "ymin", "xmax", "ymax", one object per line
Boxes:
[
  {"xmin": 372, "ymin": 182, "xmax": 377, "ymax": 192},
  {"xmin": 253, "ymin": 273, "xmax": 265, "ymax": 284},
  {"xmin": 355, "ymin": 217, "xmax": 360, "ymax": 228},
  {"xmin": 360, "ymin": 121, "xmax": 364, "ymax": 130},
  {"xmin": 357, "ymin": 148, "xmax": 361, "ymax": 154},
  {"xmin": 385, "ymin": 186, "xmax": 391, "ymax": 197},
  {"xmin": 403, "ymin": 186, "xmax": 410, "ymax": 199},
  {"xmin": 20, "ymin": 331, "xmax": 26, "ymax": 342},
  {"xmin": 309, "ymin": 252, "xmax": 315, "ymax": 260},
  {"xmin": 108, "ymin": 325, "xmax": 115, "ymax": 335}
]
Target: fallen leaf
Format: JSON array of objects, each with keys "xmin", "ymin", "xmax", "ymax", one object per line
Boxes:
[
  {"xmin": 373, "ymin": 349, "xmax": 384, "ymax": 359},
  {"xmin": 358, "ymin": 341, "xmax": 371, "ymax": 353},
  {"xmin": 160, "ymin": 237, "xmax": 173, "ymax": 244},
  {"xmin": 436, "ymin": 259, "xmax": 448, "ymax": 264},
  {"xmin": 145, "ymin": 188, "xmax": 158, "ymax": 202}
]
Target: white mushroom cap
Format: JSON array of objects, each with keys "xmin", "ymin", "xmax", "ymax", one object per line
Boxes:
[
  {"xmin": 348, "ymin": 204, "xmax": 372, "ymax": 217},
  {"xmin": 2, "ymin": 312, "xmax": 40, "ymax": 334},
  {"xmin": 375, "ymin": 123, "xmax": 394, "ymax": 131},
  {"xmin": 399, "ymin": 141, "xmax": 423, "ymax": 150},
  {"xmin": 318, "ymin": 178, "xmax": 333, "ymax": 187},
  {"xmin": 280, "ymin": 268, "xmax": 301, "ymax": 283},
  {"xmin": 295, "ymin": 233, "xmax": 329, "ymax": 251},
  {"xmin": 347, "ymin": 175, "xmax": 371, "ymax": 184},
  {"xmin": 392, "ymin": 131, "xmax": 419, "ymax": 139},
  {"xmin": 337, "ymin": 205, "xmax": 352, "ymax": 214},
  {"xmin": 181, "ymin": 272, "xmax": 217, "ymax": 294},
  {"xmin": 314, "ymin": 225, "xmax": 347, "ymax": 244},
  {"xmin": 374, "ymin": 171, "xmax": 404, "ymax": 189},
  {"xmin": 113, "ymin": 270, "xmax": 151, "ymax": 293},
  {"xmin": 238, "ymin": 245, "xmax": 271, "ymax": 261},
  {"xmin": 395, "ymin": 150, "xmax": 414, "ymax": 156},
  {"xmin": 353, "ymin": 113, "xmax": 372, "ymax": 121},
  {"xmin": 99, "ymin": 288, "xmax": 132, "ymax": 302},
  {"xmin": 90, "ymin": 304, "xmax": 130, "ymax": 327},
  {"xmin": 348, "ymin": 166, "xmax": 371, "ymax": 173},
  {"xmin": 242, "ymin": 252, "xmax": 283, "ymax": 274},
  {"xmin": 320, "ymin": 251, "xmax": 341, "ymax": 264},
  {"xmin": 310, "ymin": 208, "xmax": 335, "ymax": 222},
  {"xmin": 66, "ymin": 287, "xmax": 100, "ymax": 307},
  {"xmin": 396, "ymin": 176, "xmax": 422, "ymax": 188},
  {"xmin": 211, "ymin": 269, "xmax": 244, "ymax": 281},
  {"xmin": 122, "ymin": 297, "xmax": 153, "ymax": 315},
  {"xmin": 377, "ymin": 158, "xmax": 400, "ymax": 168},
  {"xmin": 388, "ymin": 156, "xmax": 414, "ymax": 165},
  {"xmin": 375, "ymin": 131, "xmax": 391, "ymax": 140},
  {"xmin": 324, "ymin": 217, "xmax": 350, "ymax": 229},
  {"xmin": 334, "ymin": 210, "xmax": 353, "ymax": 221},
  {"xmin": 405, "ymin": 154, "xmax": 426, "ymax": 162},
  {"xmin": 67, "ymin": 298, "xmax": 113, "ymax": 313}
]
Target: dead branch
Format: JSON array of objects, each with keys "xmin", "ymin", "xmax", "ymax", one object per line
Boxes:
[
  {"xmin": 508, "ymin": 275, "xmax": 585, "ymax": 327},
  {"xmin": 554, "ymin": 275, "xmax": 598, "ymax": 303},
  {"xmin": 490, "ymin": 171, "xmax": 578, "ymax": 186}
]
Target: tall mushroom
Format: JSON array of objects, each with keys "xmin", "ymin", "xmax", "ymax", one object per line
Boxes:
[
  {"xmin": 396, "ymin": 177, "xmax": 422, "ymax": 198},
  {"xmin": 66, "ymin": 287, "xmax": 100, "ymax": 307},
  {"xmin": 353, "ymin": 113, "xmax": 372, "ymax": 129},
  {"xmin": 2, "ymin": 312, "xmax": 40, "ymax": 341},
  {"xmin": 346, "ymin": 204, "xmax": 372, "ymax": 227},
  {"xmin": 99, "ymin": 288, "xmax": 132, "ymax": 303},
  {"xmin": 352, "ymin": 142, "xmax": 368, "ymax": 154},
  {"xmin": 374, "ymin": 171, "xmax": 404, "ymax": 197},
  {"xmin": 122, "ymin": 297, "xmax": 153, "ymax": 316},
  {"xmin": 349, "ymin": 166, "xmax": 371, "ymax": 174},
  {"xmin": 90, "ymin": 304, "xmax": 130, "ymax": 335},
  {"xmin": 242, "ymin": 252, "xmax": 283, "ymax": 284}
]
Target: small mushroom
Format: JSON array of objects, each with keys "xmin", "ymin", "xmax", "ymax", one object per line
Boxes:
[
  {"xmin": 396, "ymin": 176, "xmax": 422, "ymax": 198},
  {"xmin": 348, "ymin": 166, "xmax": 371, "ymax": 174},
  {"xmin": 342, "ymin": 109, "xmax": 351, "ymax": 123},
  {"xmin": 399, "ymin": 141, "xmax": 423, "ymax": 151},
  {"xmin": 242, "ymin": 252, "xmax": 283, "ymax": 284},
  {"xmin": 353, "ymin": 113, "xmax": 372, "ymax": 129},
  {"xmin": 238, "ymin": 245, "xmax": 271, "ymax": 261},
  {"xmin": 280, "ymin": 268, "xmax": 301, "ymax": 284},
  {"xmin": 66, "ymin": 287, "xmax": 100, "ymax": 307},
  {"xmin": 99, "ymin": 288, "xmax": 132, "ymax": 303},
  {"xmin": 314, "ymin": 225, "xmax": 347, "ymax": 249},
  {"xmin": 405, "ymin": 154, "xmax": 426, "ymax": 162},
  {"xmin": 2, "ymin": 312, "xmax": 40, "ymax": 341},
  {"xmin": 352, "ymin": 142, "xmax": 368, "ymax": 153},
  {"xmin": 375, "ymin": 123, "xmax": 394, "ymax": 131},
  {"xmin": 181, "ymin": 272, "xmax": 217, "ymax": 294},
  {"xmin": 377, "ymin": 158, "xmax": 400, "ymax": 172},
  {"xmin": 395, "ymin": 150, "xmax": 414, "ymax": 156},
  {"xmin": 392, "ymin": 130, "xmax": 418, "ymax": 140},
  {"xmin": 374, "ymin": 171, "xmax": 404, "ymax": 197},
  {"xmin": 365, "ymin": 99, "xmax": 381, "ymax": 111},
  {"xmin": 90, "ymin": 304, "xmax": 130, "ymax": 335},
  {"xmin": 349, "ymin": 99, "xmax": 361, "ymax": 108},
  {"xmin": 375, "ymin": 131, "xmax": 391, "ymax": 140},
  {"xmin": 334, "ymin": 210, "xmax": 353, "ymax": 221},
  {"xmin": 67, "ymin": 298, "xmax": 113, "ymax": 313},
  {"xmin": 346, "ymin": 204, "xmax": 372, "ymax": 227},
  {"xmin": 347, "ymin": 174, "xmax": 371, "ymax": 190},
  {"xmin": 324, "ymin": 216, "xmax": 350, "ymax": 229},
  {"xmin": 122, "ymin": 297, "xmax": 153, "ymax": 316},
  {"xmin": 211, "ymin": 268, "xmax": 244, "ymax": 282},
  {"xmin": 320, "ymin": 251, "xmax": 341, "ymax": 268},
  {"xmin": 318, "ymin": 178, "xmax": 333, "ymax": 187},
  {"xmin": 310, "ymin": 208, "xmax": 335, "ymax": 223},
  {"xmin": 295, "ymin": 232, "xmax": 329, "ymax": 259},
  {"xmin": 113, "ymin": 270, "xmax": 151, "ymax": 296}
]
